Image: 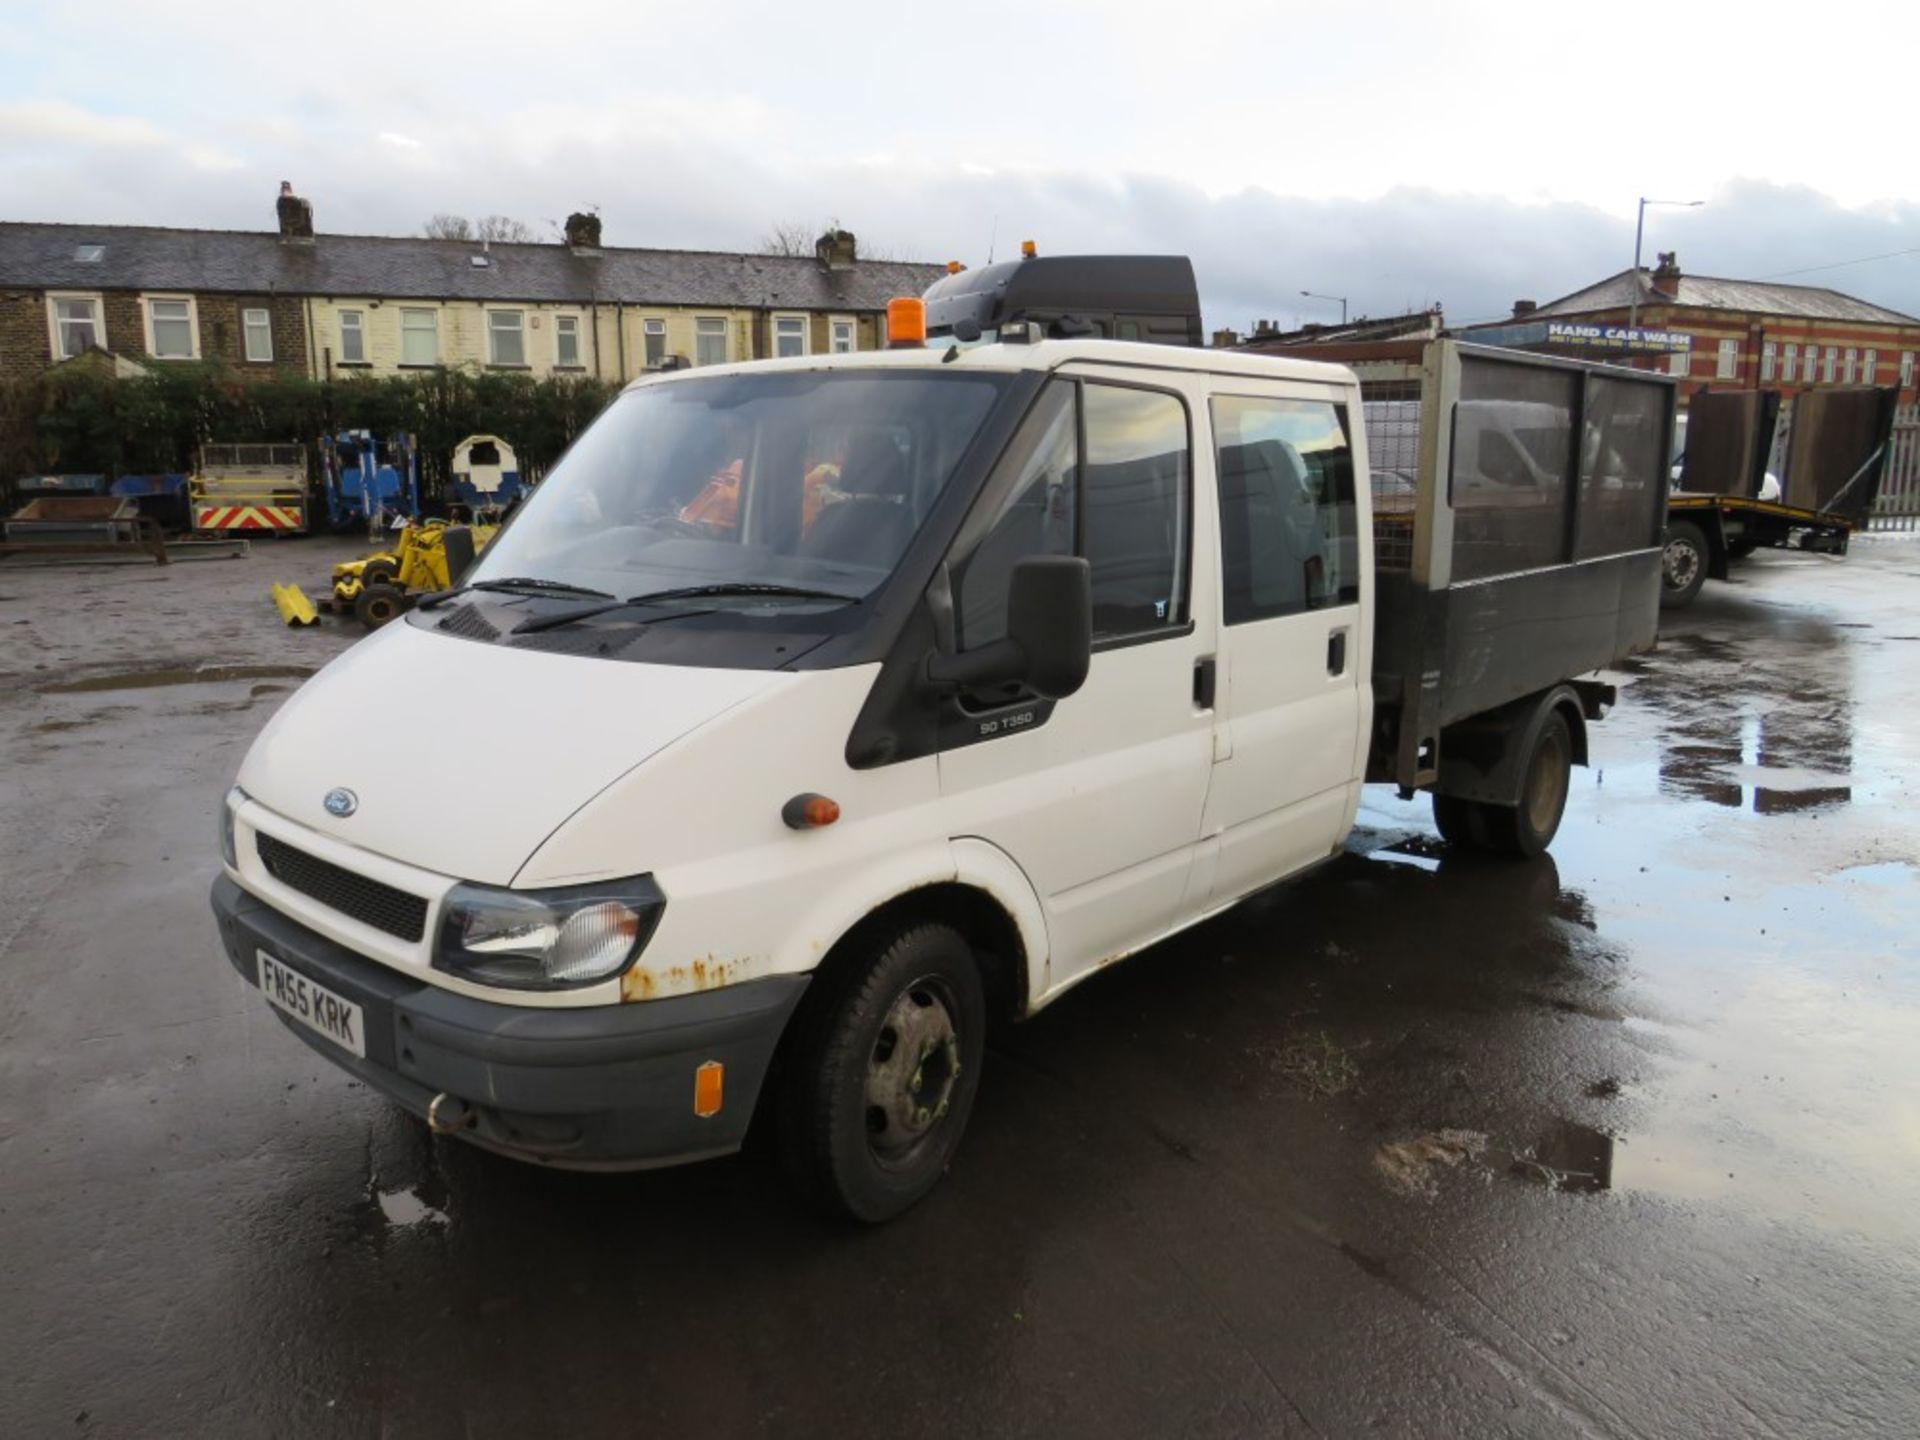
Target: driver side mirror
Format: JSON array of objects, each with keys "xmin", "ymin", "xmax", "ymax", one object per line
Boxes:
[{"xmin": 927, "ymin": 555, "xmax": 1092, "ymax": 700}]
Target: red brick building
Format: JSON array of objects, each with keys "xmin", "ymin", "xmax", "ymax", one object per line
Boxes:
[{"xmin": 1490, "ymin": 252, "xmax": 1920, "ymax": 406}]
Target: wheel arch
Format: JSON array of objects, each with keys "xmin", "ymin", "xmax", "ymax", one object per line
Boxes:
[{"xmin": 1434, "ymin": 682, "xmax": 1589, "ymax": 808}]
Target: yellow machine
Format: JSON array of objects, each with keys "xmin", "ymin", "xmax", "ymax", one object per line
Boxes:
[{"xmin": 330, "ymin": 518, "xmax": 498, "ymax": 628}]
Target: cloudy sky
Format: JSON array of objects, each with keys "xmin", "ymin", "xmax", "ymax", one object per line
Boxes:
[{"xmin": 4, "ymin": 0, "xmax": 1918, "ymax": 330}]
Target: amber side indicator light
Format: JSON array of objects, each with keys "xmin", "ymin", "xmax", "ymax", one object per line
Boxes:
[
  {"xmin": 886, "ymin": 297, "xmax": 927, "ymax": 348},
  {"xmin": 693, "ymin": 1061, "xmax": 724, "ymax": 1118},
  {"xmin": 782, "ymin": 792, "xmax": 841, "ymax": 829}
]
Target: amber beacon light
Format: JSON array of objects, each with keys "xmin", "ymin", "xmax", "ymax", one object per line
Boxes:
[{"xmin": 886, "ymin": 297, "xmax": 927, "ymax": 348}]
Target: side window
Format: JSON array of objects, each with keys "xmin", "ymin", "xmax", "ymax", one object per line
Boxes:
[
  {"xmin": 1212, "ymin": 395, "xmax": 1358, "ymax": 622},
  {"xmin": 953, "ymin": 379, "xmax": 1190, "ymax": 649},
  {"xmin": 1082, "ymin": 384, "xmax": 1190, "ymax": 636},
  {"xmin": 953, "ymin": 381, "xmax": 1077, "ymax": 648}
]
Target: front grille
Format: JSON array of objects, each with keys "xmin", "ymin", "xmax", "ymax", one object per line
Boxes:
[{"xmin": 256, "ymin": 832, "xmax": 428, "ymax": 941}]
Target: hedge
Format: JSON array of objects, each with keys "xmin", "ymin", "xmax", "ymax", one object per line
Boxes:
[{"xmin": 0, "ymin": 361, "xmax": 622, "ymax": 503}]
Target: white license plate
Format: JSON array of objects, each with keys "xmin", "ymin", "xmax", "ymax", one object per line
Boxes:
[{"xmin": 258, "ymin": 950, "xmax": 366, "ymax": 1059}]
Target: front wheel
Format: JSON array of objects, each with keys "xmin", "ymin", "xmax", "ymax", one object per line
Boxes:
[
  {"xmin": 777, "ymin": 922, "xmax": 986, "ymax": 1223},
  {"xmin": 1661, "ymin": 520, "xmax": 1709, "ymax": 609}
]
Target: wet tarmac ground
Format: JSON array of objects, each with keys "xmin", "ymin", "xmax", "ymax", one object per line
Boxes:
[{"xmin": 2, "ymin": 539, "xmax": 1918, "ymax": 1438}]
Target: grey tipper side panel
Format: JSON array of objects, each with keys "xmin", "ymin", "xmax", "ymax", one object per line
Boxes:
[{"xmin": 1434, "ymin": 551, "xmax": 1659, "ymax": 728}]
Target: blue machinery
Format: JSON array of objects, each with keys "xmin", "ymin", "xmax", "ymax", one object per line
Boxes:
[{"xmin": 320, "ymin": 431, "xmax": 419, "ymax": 532}]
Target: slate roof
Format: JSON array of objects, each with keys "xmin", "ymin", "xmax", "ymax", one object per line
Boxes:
[
  {"xmin": 0, "ymin": 222, "xmax": 945, "ymax": 311},
  {"xmin": 1530, "ymin": 267, "xmax": 1920, "ymax": 326}
]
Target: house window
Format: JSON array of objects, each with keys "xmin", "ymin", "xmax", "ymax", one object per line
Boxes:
[
  {"xmin": 1760, "ymin": 340, "xmax": 1776, "ymax": 383},
  {"xmin": 1783, "ymin": 343, "xmax": 1797, "ymax": 382},
  {"xmin": 1862, "ymin": 349, "xmax": 1877, "ymax": 385},
  {"xmin": 1822, "ymin": 346, "xmax": 1837, "ymax": 383},
  {"xmin": 1902, "ymin": 351, "xmax": 1915, "ymax": 388},
  {"xmin": 830, "ymin": 317, "xmax": 856, "ymax": 354},
  {"xmin": 338, "ymin": 310, "xmax": 366, "ymax": 364},
  {"xmin": 554, "ymin": 314, "xmax": 581, "ymax": 368},
  {"xmin": 1716, "ymin": 339, "xmax": 1738, "ymax": 380},
  {"xmin": 1667, "ymin": 349, "xmax": 1689, "ymax": 377},
  {"xmin": 146, "ymin": 297, "xmax": 197, "ymax": 359},
  {"xmin": 488, "ymin": 310, "xmax": 526, "ymax": 367},
  {"xmin": 243, "ymin": 308, "xmax": 273, "ymax": 363},
  {"xmin": 773, "ymin": 315, "xmax": 807, "ymax": 358},
  {"xmin": 401, "ymin": 308, "xmax": 439, "ymax": 366},
  {"xmin": 695, "ymin": 317, "xmax": 727, "ymax": 366},
  {"xmin": 643, "ymin": 318, "xmax": 667, "ymax": 368},
  {"xmin": 1803, "ymin": 345, "xmax": 1818, "ymax": 383},
  {"xmin": 48, "ymin": 294, "xmax": 104, "ymax": 359},
  {"xmin": 1843, "ymin": 347, "xmax": 1858, "ymax": 384}
]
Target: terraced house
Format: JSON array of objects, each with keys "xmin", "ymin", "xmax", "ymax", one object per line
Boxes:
[{"xmin": 0, "ymin": 185, "xmax": 943, "ymax": 384}]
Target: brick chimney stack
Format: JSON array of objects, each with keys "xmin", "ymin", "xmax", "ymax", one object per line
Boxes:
[
  {"xmin": 563, "ymin": 211, "xmax": 603, "ymax": 253},
  {"xmin": 1651, "ymin": 251, "xmax": 1682, "ymax": 298},
  {"xmin": 815, "ymin": 228, "xmax": 857, "ymax": 271},
  {"xmin": 276, "ymin": 181, "xmax": 314, "ymax": 243}
]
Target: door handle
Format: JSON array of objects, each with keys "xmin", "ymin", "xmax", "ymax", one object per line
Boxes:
[
  {"xmin": 1327, "ymin": 630, "xmax": 1347, "ymax": 677},
  {"xmin": 1193, "ymin": 656, "xmax": 1216, "ymax": 709}
]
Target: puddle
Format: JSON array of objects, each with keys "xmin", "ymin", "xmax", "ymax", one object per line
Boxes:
[
  {"xmin": 1510, "ymin": 1119, "xmax": 1615, "ymax": 1193},
  {"xmin": 37, "ymin": 663, "xmax": 315, "ymax": 695},
  {"xmin": 374, "ymin": 1187, "xmax": 450, "ymax": 1229}
]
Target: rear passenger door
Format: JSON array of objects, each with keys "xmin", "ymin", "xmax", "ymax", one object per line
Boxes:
[
  {"xmin": 1195, "ymin": 387, "xmax": 1368, "ymax": 906},
  {"xmin": 937, "ymin": 372, "xmax": 1217, "ymax": 992}
]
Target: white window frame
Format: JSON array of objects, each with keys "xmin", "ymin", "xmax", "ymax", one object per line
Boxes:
[
  {"xmin": 1760, "ymin": 340, "xmax": 1775, "ymax": 383},
  {"xmin": 242, "ymin": 307, "xmax": 274, "ymax": 363},
  {"xmin": 338, "ymin": 309, "xmax": 366, "ymax": 364},
  {"xmin": 1803, "ymin": 345, "xmax": 1818, "ymax": 383},
  {"xmin": 553, "ymin": 313, "xmax": 582, "ymax": 368},
  {"xmin": 143, "ymin": 294, "xmax": 199, "ymax": 361},
  {"xmin": 400, "ymin": 307, "xmax": 439, "ymax": 367},
  {"xmin": 487, "ymin": 308, "xmax": 527, "ymax": 367},
  {"xmin": 694, "ymin": 316, "xmax": 728, "ymax": 367},
  {"xmin": 46, "ymin": 292, "xmax": 106, "ymax": 360},
  {"xmin": 1822, "ymin": 346, "xmax": 1837, "ymax": 383},
  {"xmin": 1667, "ymin": 348, "xmax": 1689, "ymax": 377},
  {"xmin": 829, "ymin": 315, "xmax": 857, "ymax": 354},
  {"xmin": 771, "ymin": 312, "xmax": 809, "ymax": 359},
  {"xmin": 1902, "ymin": 351, "xmax": 1915, "ymax": 388},
  {"xmin": 1782, "ymin": 342, "xmax": 1797, "ymax": 383},
  {"xmin": 642, "ymin": 317, "xmax": 667, "ymax": 369},
  {"xmin": 1716, "ymin": 338, "xmax": 1738, "ymax": 380},
  {"xmin": 1862, "ymin": 349, "xmax": 1877, "ymax": 385},
  {"xmin": 1843, "ymin": 347, "xmax": 1858, "ymax": 384}
]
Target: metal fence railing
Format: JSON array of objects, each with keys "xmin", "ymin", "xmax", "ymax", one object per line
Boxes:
[{"xmin": 1870, "ymin": 403, "xmax": 1920, "ymax": 532}]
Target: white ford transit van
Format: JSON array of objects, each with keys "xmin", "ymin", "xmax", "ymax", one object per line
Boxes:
[{"xmin": 213, "ymin": 258, "xmax": 1669, "ymax": 1220}]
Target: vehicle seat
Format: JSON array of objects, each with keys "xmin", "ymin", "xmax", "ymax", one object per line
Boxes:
[{"xmin": 800, "ymin": 432, "xmax": 914, "ymax": 568}]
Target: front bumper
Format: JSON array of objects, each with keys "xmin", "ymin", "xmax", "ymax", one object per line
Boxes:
[{"xmin": 211, "ymin": 874, "xmax": 807, "ymax": 1169}]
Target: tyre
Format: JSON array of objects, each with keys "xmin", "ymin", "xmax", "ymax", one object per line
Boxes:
[
  {"xmin": 360, "ymin": 558, "xmax": 400, "ymax": 588},
  {"xmin": 354, "ymin": 581, "xmax": 409, "ymax": 629},
  {"xmin": 1725, "ymin": 537, "xmax": 1758, "ymax": 560},
  {"xmin": 1661, "ymin": 520, "xmax": 1709, "ymax": 609},
  {"xmin": 1476, "ymin": 712, "xmax": 1573, "ymax": 859},
  {"xmin": 1432, "ymin": 793, "xmax": 1479, "ymax": 846},
  {"xmin": 778, "ymin": 921, "xmax": 986, "ymax": 1223}
]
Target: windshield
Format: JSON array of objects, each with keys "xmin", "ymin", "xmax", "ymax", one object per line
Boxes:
[{"xmin": 471, "ymin": 369, "xmax": 1013, "ymax": 605}]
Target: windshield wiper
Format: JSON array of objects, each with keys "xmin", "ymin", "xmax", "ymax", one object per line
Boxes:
[
  {"xmin": 419, "ymin": 577, "xmax": 614, "ymax": 610},
  {"xmin": 622, "ymin": 582, "xmax": 860, "ymax": 606}
]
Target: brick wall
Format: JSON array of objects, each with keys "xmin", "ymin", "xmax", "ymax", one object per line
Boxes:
[
  {"xmin": 193, "ymin": 293, "xmax": 308, "ymax": 374},
  {"xmin": 0, "ymin": 292, "xmax": 49, "ymax": 379},
  {"xmin": 101, "ymin": 292, "xmax": 145, "ymax": 358}
]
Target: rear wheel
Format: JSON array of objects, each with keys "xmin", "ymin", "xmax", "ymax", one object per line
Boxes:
[
  {"xmin": 1661, "ymin": 521, "xmax": 1709, "ymax": 608},
  {"xmin": 1475, "ymin": 712, "xmax": 1573, "ymax": 858},
  {"xmin": 778, "ymin": 922, "xmax": 985, "ymax": 1223},
  {"xmin": 1431, "ymin": 793, "xmax": 1480, "ymax": 846},
  {"xmin": 360, "ymin": 557, "xmax": 400, "ymax": 588}
]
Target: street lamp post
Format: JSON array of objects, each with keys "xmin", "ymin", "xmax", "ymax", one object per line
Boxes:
[
  {"xmin": 1629, "ymin": 197, "xmax": 1704, "ymax": 330},
  {"xmin": 1299, "ymin": 289, "xmax": 1348, "ymax": 326}
]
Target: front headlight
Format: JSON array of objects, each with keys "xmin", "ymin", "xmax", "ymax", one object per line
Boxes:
[
  {"xmin": 435, "ymin": 876, "xmax": 666, "ymax": 990},
  {"xmin": 220, "ymin": 786, "xmax": 246, "ymax": 869}
]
